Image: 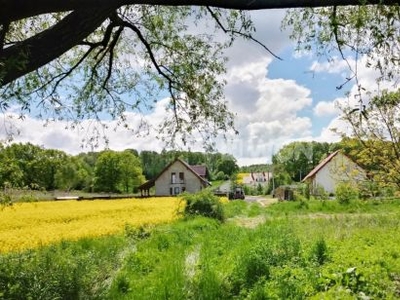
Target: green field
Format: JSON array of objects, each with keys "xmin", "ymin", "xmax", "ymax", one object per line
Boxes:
[{"xmin": 1, "ymin": 198, "xmax": 400, "ymax": 299}]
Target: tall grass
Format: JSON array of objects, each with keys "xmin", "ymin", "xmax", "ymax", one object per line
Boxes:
[
  {"xmin": 1, "ymin": 199, "xmax": 400, "ymax": 299},
  {"xmin": 0, "ymin": 235, "xmax": 130, "ymax": 299}
]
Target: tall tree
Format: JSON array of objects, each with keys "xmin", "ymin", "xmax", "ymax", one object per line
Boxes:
[
  {"xmin": 94, "ymin": 150, "xmax": 121, "ymax": 193},
  {"xmin": 94, "ymin": 149, "xmax": 144, "ymax": 193},
  {"xmin": 273, "ymin": 141, "xmax": 332, "ymax": 182},
  {"xmin": 55, "ymin": 156, "xmax": 90, "ymax": 191},
  {"xmin": 0, "ymin": 143, "xmax": 23, "ymax": 188},
  {"xmin": 1, "ymin": 0, "xmax": 399, "ymax": 147},
  {"xmin": 216, "ymin": 154, "xmax": 239, "ymax": 177},
  {"xmin": 118, "ymin": 150, "xmax": 145, "ymax": 193},
  {"xmin": 338, "ymin": 89, "xmax": 400, "ymax": 189}
]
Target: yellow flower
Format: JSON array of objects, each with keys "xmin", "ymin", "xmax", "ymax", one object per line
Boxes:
[{"xmin": 0, "ymin": 198, "xmax": 180, "ymax": 253}]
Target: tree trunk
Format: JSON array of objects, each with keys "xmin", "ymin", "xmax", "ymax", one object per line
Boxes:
[
  {"xmin": 1, "ymin": 0, "xmax": 399, "ymax": 23},
  {"xmin": 1, "ymin": 6, "xmax": 116, "ymax": 86}
]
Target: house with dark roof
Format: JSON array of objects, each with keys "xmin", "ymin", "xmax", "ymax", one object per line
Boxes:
[
  {"xmin": 138, "ymin": 158, "xmax": 210, "ymax": 196},
  {"xmin": 302, "ymin": 150, "xmax": 366, "ymax": 195}
]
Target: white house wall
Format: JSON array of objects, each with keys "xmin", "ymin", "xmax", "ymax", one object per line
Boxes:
[
  {"xmin": 314, "ymin": 165, "xmax": 336, "ymax": 194},
  {"xmin": 312, "ymin": 153, "xmax": 366, "ymax": 194}
]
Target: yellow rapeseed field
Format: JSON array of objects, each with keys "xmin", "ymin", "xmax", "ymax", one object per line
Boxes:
[
  {"xmin": 236, "ymin": 173, "xmax": 249, "ymax": 184},
  {"xmin": 0, "ymin": 197, "xmax": 181, "ymax": 253}
]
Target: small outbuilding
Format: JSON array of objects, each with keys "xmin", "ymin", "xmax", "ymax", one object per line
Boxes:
[{"xmin": 274, "ymin": 185, "xmax": 298, "ymax": 201}]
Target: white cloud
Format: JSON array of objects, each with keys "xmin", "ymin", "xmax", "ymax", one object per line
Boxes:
[
  {"xmin": 310, "ymin": 56, "xmax": 354, "ymax": 75},
  {"xmin": 0, "ymin": 100, "xmax": 170, "ymax": 155},
  {"xmin": 313, "ymin": 100, "xmax": 340, "ymax": 117},
  {"xmin": 216, "ymin": 49, "xmax": 315, "ymax": 165}
]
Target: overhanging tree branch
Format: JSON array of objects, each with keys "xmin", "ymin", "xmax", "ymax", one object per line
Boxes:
[
  {"xmin": 206, "ymin": 6, "xmax": 282, "ymax": 60},
  {"xmin": 119, "ymin": 18, "xmax": 183, "ymax": 128},
  {"xmin": 1, "ymin": 6, "xmax": 117, "ymax": 86},
  {"xmin": 2, "ymin": 0, "xmax": 400, "ymax": 23},
  {"xmin": 1, "ymin": 0, "xmax": 399, "ymax": 87}
]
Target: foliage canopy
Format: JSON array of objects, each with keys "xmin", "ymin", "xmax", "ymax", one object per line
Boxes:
[{"xmin": 1, "ymin": 0, "xmax": 400, "ymax": 147}]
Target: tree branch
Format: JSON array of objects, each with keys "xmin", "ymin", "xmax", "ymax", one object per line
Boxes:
[
  {"xmin": 1, "ymin": 6, "xmax": 117, "ymax": 86},
  {"xmin": 2, "ymin": 0, "xmax": 400, "ymax": 23},
  {"xmin": 0, "ymin": 22, "xmax": 9, "ymax": 52},
  {"xmin": 120, "ymin": 20, "xmax": 179, "ymax": 86},
  {"xmin": 206, "ymin": 6, "xmax": 282, "ymax": 60},
  {"xmin": 103, "ymin": 26, "xmax": 124, "ymax": 88},
  {"xmin": 120, "ymin": 19, "xmax": 182, "ymax": 126}
]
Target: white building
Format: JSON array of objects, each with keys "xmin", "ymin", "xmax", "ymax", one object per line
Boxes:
[
  {"xmin": 138, "ymin": 158, "xmax": 209, "ymax": 196},
  {"xmin": 302, "ymin": 150, "xmax": 366, "ymax": 195}
]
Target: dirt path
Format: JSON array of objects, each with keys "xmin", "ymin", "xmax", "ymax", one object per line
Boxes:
[
  {"xmin": 228, "ymin": 196, "xmax": 278, "ymax": 228},
  {"xmin": 245, "ymin": 195, "xmax": 278, "ymax": 207}
]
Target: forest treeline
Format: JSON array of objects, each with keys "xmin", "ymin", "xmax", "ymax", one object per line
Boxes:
[
  {"xmin": 0, "ymin": 143, "xmax": 240, "ymax": 193},
  {"xmin": 0, "ymin": 137, "xmax": 397, "ymax": 195}
]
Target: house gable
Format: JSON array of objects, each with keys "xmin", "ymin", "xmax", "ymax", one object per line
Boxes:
[
  {"xmin": 143, "ymin": 158, "xmax": 208, "ymax": 196},
  {"xmin": 303, "ymin": 151, "xmax": 366, "ymax": 194}
]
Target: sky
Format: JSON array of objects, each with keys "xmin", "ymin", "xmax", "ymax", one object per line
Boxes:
[{"xmin": 0, "ymin": 9, "xmax": 383, "ymax": 166}]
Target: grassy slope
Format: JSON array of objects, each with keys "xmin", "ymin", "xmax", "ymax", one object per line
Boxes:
[{"xmin": 1, "ymin": 199, "xmax": 400, "ymax": 299}]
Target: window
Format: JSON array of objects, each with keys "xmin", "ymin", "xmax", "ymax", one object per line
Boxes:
[
  {"xmin": 179, "ymin": 172, "xmax": 184, "ymax": 183},
  {"xmin": 171, "ymin": 172, "xmax": 176, "ymax": 184},
  {"xmin": 174, "ymin": 187, "xmax": 180, "ymax": 195}
]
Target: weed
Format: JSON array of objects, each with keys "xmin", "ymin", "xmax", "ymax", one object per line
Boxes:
[
  {"xmin": 310, "ymin": 237, "xmax": 329, "ymax": 265},
  {"xmin": 124, "ymin": 223, "xmax": 152, "ymax": 240}
]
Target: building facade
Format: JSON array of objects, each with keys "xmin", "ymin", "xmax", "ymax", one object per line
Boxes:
[
  {"xmin": 302, "ymin": 150, "xmax": 366, "ymax": 195},
  {"xmin": 139, "ymin": 158, "xmax": 209, "ymax": 196}
]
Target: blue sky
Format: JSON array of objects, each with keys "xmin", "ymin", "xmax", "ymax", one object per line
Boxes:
[
  {"xmin": 267, "ymin": 47, "xmax": 352, "ymax": 135},
  {"xmin": 0, "ymin": 9, "xmax": 379, "ymax": 166}
]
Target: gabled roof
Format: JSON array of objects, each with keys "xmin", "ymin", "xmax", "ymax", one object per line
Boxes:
[
  {"xmin": 137, "ymin": 178, "xmax": 155, "ymax": 190},
  {"xmin": 138, "ymin": 158, "xmax": 209, "ymax": 190},
  {"xmin": 174, "ymin": 159, "xmax": 209, "ymax": 185},
  {"xmin": 190, "ymin": 165, "xmax": 208, "ymax": 177},
  {"xmin": 302, "ymin": 150, "xmax": 340, "ymax": 182}
]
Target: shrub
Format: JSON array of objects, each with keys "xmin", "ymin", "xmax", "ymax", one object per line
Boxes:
[
  {"xmin": 214, "ymin": 171, "xmax": 226, "ymax": 181},
  {"xmin": 300, "ymin": 183, "xmax": 311, "ymax": 200},
  {"xmin": 335, "ymin": 182, "xmax": 359, "ymax": 204},
  {"xmin": 180, "ymin": 190, "xmax": 225, "ymax": 222},
  {"xmin": 314, "ymin": 184, "xmax": 328, "ymax": 200},
  {"xmin": 309, "ymin": 237, "xmax": 329, "ymax": 265}
]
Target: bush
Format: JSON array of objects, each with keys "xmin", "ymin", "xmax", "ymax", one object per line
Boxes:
[
  {"xmin": 214, "ymin": 171, "xmax": 226, "ymax": 181},
  {"xmin": 180, "ymin": 190, "xmax": 225, "ymax": 222},
  {"xmin": 300, "ymin": 183, "xmax": 310, "ymax": 200},
  {"xmin": 335, "ymin": 182, "xmax": 359, "ymax": 204},
  {"xmin": 309, "ymin": 237, "xmax": 329, "ymax": 265},
  {"xmin": 314, "ymin": 184, "xmax": 328, "ymax": 200}
]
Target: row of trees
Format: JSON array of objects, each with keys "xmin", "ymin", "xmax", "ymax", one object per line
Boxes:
[
  {"xmin": 0, "ymin": 143, "xmax": 145, "ymax": 193},
  {"xmin": 0, "ymin": 143, "xmax": 239, "ymax": 193}
]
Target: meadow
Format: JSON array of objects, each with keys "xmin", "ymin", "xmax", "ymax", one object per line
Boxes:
[{"xmin": 1, "ymin": 197, "xmax": 400, "ymax": 299}]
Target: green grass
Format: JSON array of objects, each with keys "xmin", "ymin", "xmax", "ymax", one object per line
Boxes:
[{"xmin": 2, "ymin": 199, "xmax": 400, "ymax": 299}]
